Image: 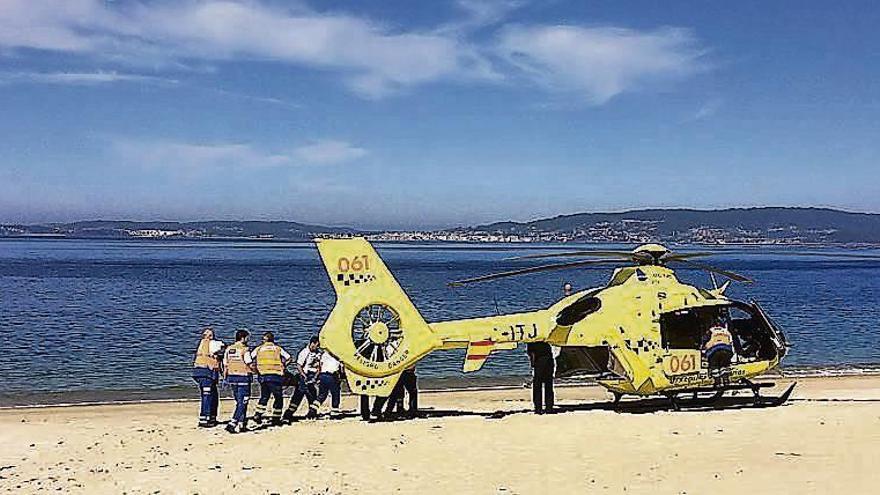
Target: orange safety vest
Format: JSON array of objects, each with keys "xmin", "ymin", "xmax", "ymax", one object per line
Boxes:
[
  {"xmin": 193, "ymin": 337, "xmax": 219, "ymax": 371},
  {"xmin": 254, "ymin": 343, "xmax": 284, "ymax": 376},
  {"xmin": 704, "ymin": 326, "xmax": 733, "ymax": 350},
  {"xmin": 224, "ymin": 342, "xmax": 252, "ymax": 377}
]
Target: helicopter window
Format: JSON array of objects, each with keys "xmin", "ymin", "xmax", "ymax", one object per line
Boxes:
[
  {"xmin": 556, "ymin": 295, "xmax": 602, "ymax": 326},
  {"xmin": 659, "ymin": 307, "xmax": 718, "ymax": 350},
  {"xmin": 727, "ymin": 303, "xmax": 778, "ymax": 361}
]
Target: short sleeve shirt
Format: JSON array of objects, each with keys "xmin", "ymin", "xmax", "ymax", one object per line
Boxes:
[{"xmin": 297, "ymin": 346, "xmax": 322, "ymax": 373}]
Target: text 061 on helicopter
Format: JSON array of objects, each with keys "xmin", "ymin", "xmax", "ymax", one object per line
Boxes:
[{"xmin": 315, "ymin": 238, "xmax": 793, "ymax": 408}]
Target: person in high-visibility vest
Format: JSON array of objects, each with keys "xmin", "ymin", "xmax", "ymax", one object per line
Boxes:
[
  {"xmin": 251, "ymin": 331, "xmax": 291, "ymax": 426},
  {"xmin": 703, "ymin": 318, "xmax": 735, "ymax": 386},
  {"xmin": 223, "ymin": 329, "xmax": 254, "ymax": 434},
  {"xmin": 192, "ymin": 327, "xmax": 224, "ymax": 427}
]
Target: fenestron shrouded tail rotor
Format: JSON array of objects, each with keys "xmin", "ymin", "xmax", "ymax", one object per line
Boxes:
[{"xmin": 316, "ymin": 238, "xmax": 441, "ymax": 380}]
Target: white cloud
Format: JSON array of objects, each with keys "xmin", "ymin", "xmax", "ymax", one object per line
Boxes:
[
  {"xmin": 689, "ymin": 99, "xmax": 723, "ymax": 121},
  {"xmin": 496, "ymin": 25, "xmax": 707, "ymax": 104},
  {"xmin": 0, "ymin": 71, "xmax": 176, "ymax": 85},
  {"xmin": 0, "ymin": 0, "xmax": 493, "ymax": 98},
  {"xmin": 0, "ymin": 1, "xmax": 709, "ymax": 103},
  {"xmin": 293, "ymin": 140, "xmax": 368, "ymax": 165},
  {"xmin": 110, "ymin": 137, "xmax": 366, "ymax": 170}
]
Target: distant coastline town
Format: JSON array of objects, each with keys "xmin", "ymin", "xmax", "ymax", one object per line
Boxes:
[{"xmin": 3, "ymin": 207, "xmax": 880, "ymax": 245}]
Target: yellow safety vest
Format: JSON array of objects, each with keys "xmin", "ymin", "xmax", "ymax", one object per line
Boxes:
[
  {"xmin": 193, "ymin": 337, "xmax": 219, "ymax": 370},
  {"xmin": 225, "ymin": 342, "xmax": 251, "ymax": 377},
  {"xmin": 254, "ymin": 343, "xmax": 284, "ymax": 376},
  {"xmin": 704, "ymin": 327, "xmax": 733, "ymax": 350}
]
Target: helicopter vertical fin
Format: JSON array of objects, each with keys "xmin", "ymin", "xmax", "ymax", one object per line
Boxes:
[{"xmin": 316, "ymin": 238, "xmax": 441, "ymax": 379}]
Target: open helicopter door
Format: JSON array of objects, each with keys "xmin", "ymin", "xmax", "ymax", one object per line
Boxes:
[{"xmin": 752, "ymin": 301, "xmax": 789, "ymax": 359}]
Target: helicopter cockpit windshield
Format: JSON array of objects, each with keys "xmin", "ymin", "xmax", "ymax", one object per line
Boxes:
[{"xmin": 660, "ymin": 301, "xmax": 784, "ymax": 363}]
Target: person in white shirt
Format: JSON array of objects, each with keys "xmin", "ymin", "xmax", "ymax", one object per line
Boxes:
[
  {"xmin": 282, "ymin": 336, "xmax": 321, "ymax": 421},
  {"xmin": 316, "ymin": 351, "xmax": 343, "ymax": 417}
]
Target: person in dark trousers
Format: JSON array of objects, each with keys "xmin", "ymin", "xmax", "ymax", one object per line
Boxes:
[
  {"xmin": 191, "ymin": 327, "xmax": 224, "ymax": 428},
  {"xmin": 372, "ymin": 365, "xmax": 419, "ymax": 419},
  {"xmin": 251, "ymin": 331, "xmax": 291, "ymax": 426},
  {"xmin": 223, "ymin": 329, "xmax": 254, "ymax": 433},
  {"xmin": 527, "ymin": 342, "xmax": 555, "ymax": 414},
  {"xmin": 283, "ymin": 336, "xmax": 321, "ymax": 421},
  {"xmin": 359, "ymin": 395, "xmax": 372, "ymax": 421}
]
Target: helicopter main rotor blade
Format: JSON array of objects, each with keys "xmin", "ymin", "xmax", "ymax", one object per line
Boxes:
[
  {"xmin": 448, "ymin": 259, "xmax": 621, "ymax": 286},
  {"xmin": 507, "ymin": 250, "xmax": 635, "ymax": 261},
  {"xmin": 671, "ymin": 259, "xmax": 754, "ymax": 283},
  {"xmin": 661, "ymin": 252, "xmax": 714, "ymax": 261}
]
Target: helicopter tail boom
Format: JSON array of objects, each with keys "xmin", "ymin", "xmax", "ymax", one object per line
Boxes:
[{"xmin": 316, "ymin": 237, "xmax": 441, "ymax": 382}]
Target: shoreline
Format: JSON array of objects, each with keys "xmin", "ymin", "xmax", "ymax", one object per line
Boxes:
[{"xmin": 5, "ymin": 365, "xmax": 880, "ymax": 409}]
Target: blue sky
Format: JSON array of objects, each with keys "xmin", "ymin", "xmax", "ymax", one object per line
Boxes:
[{"xmin": 1, "ymin": 0, "xmax": 878, "ymax": 229}]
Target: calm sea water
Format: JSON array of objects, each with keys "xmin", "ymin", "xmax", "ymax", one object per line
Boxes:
[{"xmin": 1, "ymin": 238, "xmax": 879, "ymax": 399}]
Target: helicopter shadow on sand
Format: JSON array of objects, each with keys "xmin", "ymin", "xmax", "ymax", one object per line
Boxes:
[{"xmin": 365, "ymin": 390, "xmax": 795, "ymax": 423}]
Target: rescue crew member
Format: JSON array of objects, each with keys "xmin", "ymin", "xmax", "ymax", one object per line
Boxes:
[
  {"xmin": 563, "ymin": 282, "xmax": 573, "ymax": 297},
  {"xmin": 371, "ymin": 364, "xmax": 417, "ymax": 420},
  {"xmin": 283, "ymin": 336, "xmax": 321, "ymax": 421},
  {"xmin": 192, "ymin": 327, "xmax": 223, "ymax": 428},
  {"xmin": 316, "ymin": 350, "xmax": 343, "ymax": 418},
  {"xmin": 251, "ymin": 331, "xmax": 291, "ymax": 426},
  {"xmin": 703, "ymin": 319, "xmax": 735, "ymax": 384},
  {"xmin": 223, "ymin": 329, "xmax": 254, "ymax": 434},
  {"xmin": 527, "ymin": 342, "xmax": 555, "ymax": 414},
  {"xmin": 396, "ymin": 365, "xmax": 419, "ymax": 419}
]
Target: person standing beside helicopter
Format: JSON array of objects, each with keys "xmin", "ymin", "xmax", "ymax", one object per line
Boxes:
[
  {"xmin": 192, "ymin": 327, "xmax": 224, "ymax": 428},
  {"xmin": 527, "ymin": 342, "xmax": 555, "ymax": 414}
]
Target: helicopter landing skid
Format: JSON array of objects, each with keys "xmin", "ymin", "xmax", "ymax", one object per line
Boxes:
[{"xmin": 661, "ymin": 381, "xmax": 797, "ymax": 411}]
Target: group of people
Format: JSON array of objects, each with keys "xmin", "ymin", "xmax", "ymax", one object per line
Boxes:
[
  {"xmin": 192, "ymin": 327, "xmax": 421, "ymax": 433},
  {"xmin": 192, "ymin": 328, "xmax": 343, "ymax": 433}
]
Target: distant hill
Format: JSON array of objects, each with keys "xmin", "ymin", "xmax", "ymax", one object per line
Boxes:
[
  {"xmin": 4, "ymin": 207, "xmax": 880, "ymax": 244},
  {"xmin": 468, "ymin": 207, "xmax": 880, "ymax": 244},
  {"xmin": 0, "ymin": 220, "xmax": 357, "ymax": 241}
]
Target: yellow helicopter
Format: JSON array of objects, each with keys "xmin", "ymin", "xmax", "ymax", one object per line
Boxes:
[{"xmin": 316, "ymin": 238, "xmax": 794, "ymax": 409}]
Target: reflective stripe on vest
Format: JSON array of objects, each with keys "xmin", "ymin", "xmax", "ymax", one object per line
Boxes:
[
  {"xmin": 255, "ymin": 343, "xmax": 284, "ymax": 376},
  {"xmin": 193, "ymin": 338, "xmax": 219, "ymax": 370},
  {"xmin": 225, "ymin": 342, "xmax": 251, "ymax": 376},
  {"xmin": 704, "ymin": 327, "xmax": 733, "ymax": 350}
]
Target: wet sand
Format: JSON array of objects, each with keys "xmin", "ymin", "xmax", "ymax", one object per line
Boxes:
[{"xmin": 1, "ymin": 375, "xmax": 879, "ymax": 494}]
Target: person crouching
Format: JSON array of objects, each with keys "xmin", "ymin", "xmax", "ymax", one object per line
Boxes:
[
  {"xmin": 251, "ymin": 331, "xmax": 291, "ymax": 426},
  {"xmin": 223, "ymin": 329, "xmax": 254, "ymax": 434}
]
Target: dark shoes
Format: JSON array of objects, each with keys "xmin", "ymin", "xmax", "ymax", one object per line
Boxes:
[
  {"xmin": 252, "ymin": 413, "xmax": 264, "ymax": 424},
  {"xmin": 225, "ymin": 423, "xmax": 237, "ymax": 434},
  {"xmin": 282, "ymin": 410, "xmax": 295, "ymax": 423}
]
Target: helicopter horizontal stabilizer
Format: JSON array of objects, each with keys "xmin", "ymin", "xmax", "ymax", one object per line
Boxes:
[
  {"xmin": 316, "ymin": 237, "xmax": 442, "ymax": 379},
  {"xmin": 463, "ymin": 340, "xmax": 517, "ymax": 372}
]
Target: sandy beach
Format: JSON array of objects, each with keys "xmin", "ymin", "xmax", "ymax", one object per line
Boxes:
[{"xmin": 2, "ymin": 375, "xmax": 879, "ymax": 494}]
